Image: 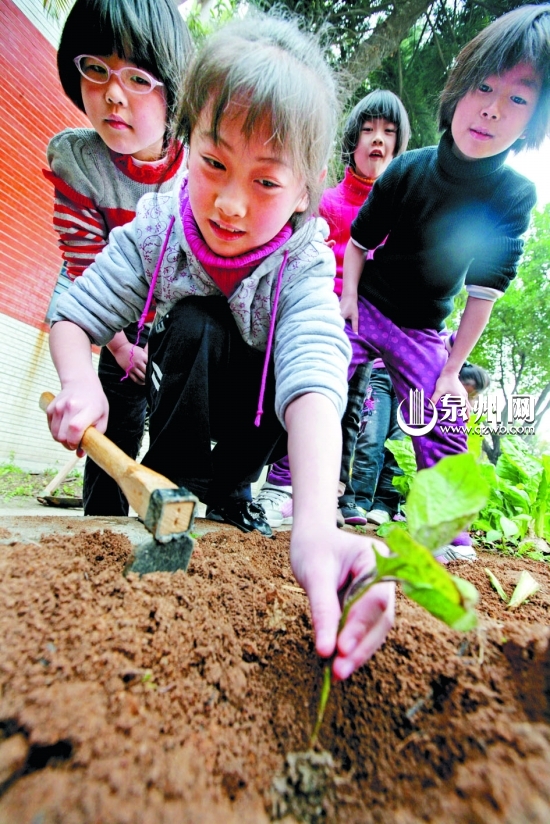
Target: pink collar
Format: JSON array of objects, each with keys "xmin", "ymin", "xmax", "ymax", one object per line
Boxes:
[{"xmin": 180, "ymin": 183, "xmax": 292, "ymax": 295}]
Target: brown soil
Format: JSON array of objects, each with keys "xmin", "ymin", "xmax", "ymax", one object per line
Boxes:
[{"xmin": 0, "ymin": 526, "xmax": 549, "ymax": 823}]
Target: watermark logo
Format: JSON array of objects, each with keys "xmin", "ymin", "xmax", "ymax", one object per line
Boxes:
[
  {"xmin": 396, "ymin": 389, "xmax": 438, "ymax": 436},
  {"xmin": 397, "ymin": 390, "xmax": 537, "ymax": 437}
]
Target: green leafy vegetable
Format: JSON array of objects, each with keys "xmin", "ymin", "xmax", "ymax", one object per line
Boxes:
[
  {"xmin": 471, "ymin": 439, "xmax": 550, "ymax": 547},
  {"xmin": 380, "ymin": 530, "xmax": 478, "ymax": 629},
  {"xmin": 406, "ymin": 453, "xmax": 489, "ymax": 550},
  {"xmin": 500, "ymin": 516, "xmax": 520, "ymax": 540},
  {"xmin": 384, "ymin": 437, "xmax": 416, "ymax": 498},
  {"xmin": 533, "ymin": 455, "xmax": 550, "ymax": 539}
]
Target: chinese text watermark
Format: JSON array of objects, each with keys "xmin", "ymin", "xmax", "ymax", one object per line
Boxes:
[{"xmin": 397, "ymin": 389, "xmax": 536, "ymax": 437}]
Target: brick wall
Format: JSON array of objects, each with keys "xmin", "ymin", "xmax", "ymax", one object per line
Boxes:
[
  {"xmin": 0, "ymin": 0, "xmax": 89, "ymax": 470},
  {"xmin": 0, "ymin": 0, "xmax": 88, "ymax": 332}
]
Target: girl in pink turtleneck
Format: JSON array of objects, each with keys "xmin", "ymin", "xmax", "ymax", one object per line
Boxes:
[
  {"xmin": 320, "ymin": 89, "xmax": 410, "ymax": 293},
  {"xmin": 256, "ymin": 90, "xmax": 410, "ymax": 528}
]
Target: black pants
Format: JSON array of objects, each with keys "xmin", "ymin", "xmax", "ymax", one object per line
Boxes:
[
  {"xmin": 83, "ymin": 322, "xmax": 148, "ymax": 516},
  {"xmin": 339, "ymin": 361, "xmax": 372, "ymax": 508},
  {"xmin": 143, "ymin": 297, "xmax": 286, "ymax": 507}
]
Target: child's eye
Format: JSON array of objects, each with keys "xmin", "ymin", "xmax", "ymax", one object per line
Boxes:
[
  {"xmin": 203, "ymin": 156, "xmax": 225, "ymax": 170},
  {"xmin": 478, "ymin": 83, "xmax": 492, "ymax": 93},
  {"xmin": 129, "ymin": 74, "xmax": 151, "ymax": 88},
  {"xmin": 511, "ymin": 95, "xmax": 528, "ymax": 105},
  {"xmin": 257, "ymin": 179, "xmax": 279, "ymax": 188},
  {"xmin": 86, "ymin": 62, "xmax": 108, "ymax": 79}
]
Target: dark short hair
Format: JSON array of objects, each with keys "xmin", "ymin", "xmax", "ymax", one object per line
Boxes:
[
  {"xmin": 341, "ymin": 89, "xmax": 410, "ymax": 168},
  {"xmin": 439, "ymin": 4, "xmax": 550, "ymax": 152},
  {"xmin": 459, "ymin": 362, "xmax": 491, "ymax": 393},
  {"xmin": 57, "ymin": 0, "xmax": 193, "ymax": 124}
]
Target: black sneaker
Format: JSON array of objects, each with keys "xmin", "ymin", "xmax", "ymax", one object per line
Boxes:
[
  {"xmin": 340, "ymin": 505, "xmax": 368, "ymax": 526},
  {"xmin": 205, "ymin": 500, "xmax": 273, "ymax": 537}
]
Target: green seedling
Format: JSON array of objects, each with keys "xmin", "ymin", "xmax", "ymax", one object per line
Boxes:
[
  {"xmin": 310, "ymin": 452, "xmax": 486, "ymax": 749},
  {"xmin": 274, "ymin": 454, "xmax": 488, "ymax": 818},
  {"xmin": 507, "ymin": 570, "xmax": 540, "ymax": 609},
  {"xmin": 484, "ymin": 568, "xmax": 508, "ymax": 602},
  {"xmin": 141, "ymin": 670, "xmax": 157, "ymax": 689},
  {"xmin": 310, "ymin": 537, "xmax": 478, "ymax": 747}
]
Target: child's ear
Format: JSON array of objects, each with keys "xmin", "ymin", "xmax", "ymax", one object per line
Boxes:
[
  {"xmin": 295, "ymin": 189, "xmax": 310, "ymax": 214},
  {"xmin": 319, "ymin": 166, "xmax": 328, "ymax": 184}
]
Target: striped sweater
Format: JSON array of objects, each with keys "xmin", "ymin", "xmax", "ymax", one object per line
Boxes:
[{"xmin": 44, "ymin": 128, "xmax": 184, "ymax": 280}]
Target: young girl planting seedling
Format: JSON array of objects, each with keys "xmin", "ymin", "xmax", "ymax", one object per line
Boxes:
[
  {"xmin": 341, "ymin": 3, "xmax": 550, "ymax": 563},
  {"xmin": 45, "ymin": 0, "xmax": 192, "ymax": 517},
  {"xmin": 44, "ymin": 15, "xmax": 395, "ymax": 682}
]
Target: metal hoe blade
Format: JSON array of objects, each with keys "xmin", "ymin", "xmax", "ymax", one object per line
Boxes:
[{"xmin": 124, "ymin": 532, "xmax": 195, "ymax": 576}]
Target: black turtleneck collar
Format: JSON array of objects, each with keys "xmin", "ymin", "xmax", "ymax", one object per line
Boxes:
[{"xmin": 437, "ymin": 128, "xmax": 511, "ymax": 180}]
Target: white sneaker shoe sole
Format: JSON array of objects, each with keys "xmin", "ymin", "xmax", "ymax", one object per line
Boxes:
[
  {"xmin": 254, "ymin": 483, "xmax": 293, "ymax": 528},
  {"xmin": 366, "ymin": 509, "xmax": 391, "ymax": 526}
]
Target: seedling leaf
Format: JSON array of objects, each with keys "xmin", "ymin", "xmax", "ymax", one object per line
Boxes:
[
  {"xmin": 406, "ymin": 453, "xmax": 489, "ymax": 550},
  {"xmin": 484, "ymin": 568, "xmax": 508, "ymax": 602},
  {"xmin": 402, "ymin": 582, "xmax": 478, "ymax": 631},
  {"xmin": 451, "ymin": 575, "xmax": 479, "ymax": 611},
  {"xmin": 508, "ymin": 570, "xmax": 540, "ymax": 609},
  {"xmin": 383, "ymin": 529, "xmax": 478, "ymax": 629},
  {"xmin": 500, "ymin": 515, "xmax": 519, "ymax": 540}
]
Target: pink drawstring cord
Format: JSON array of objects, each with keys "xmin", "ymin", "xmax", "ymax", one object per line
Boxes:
[
  {"xmin": 254, "ymin": 250, "xmax": 288, "ymax": 427},
  {"xmin": 121, "ymin": 215, "xmax": 176, "ymax": 381}
]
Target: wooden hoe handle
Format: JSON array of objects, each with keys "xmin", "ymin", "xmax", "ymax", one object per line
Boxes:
[{"xmin": 39, "ymin": 391, "xmax": 178, "ymax": 523}]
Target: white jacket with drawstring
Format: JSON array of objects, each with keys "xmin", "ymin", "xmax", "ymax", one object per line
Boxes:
[{"xmin": 52, "ymin": 180, "xmax": 352, "ymax": 427}]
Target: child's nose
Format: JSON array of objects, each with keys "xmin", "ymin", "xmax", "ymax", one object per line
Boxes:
[
  {"xmin": 215, "ymin": 185, "xmax": 247, "ymax": 218},
  {"xmin": 105, "ymin": 77, "xmax": 127, "ymax": 107},
  {"xmin": 481, "ymin": 99, "xmax": 500, "ymax": 120}
]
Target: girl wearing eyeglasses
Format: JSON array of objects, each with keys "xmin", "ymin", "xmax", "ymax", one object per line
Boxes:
[{"xmin": 44, "ymin": 0, "xmax": 193, "ymax": 516}]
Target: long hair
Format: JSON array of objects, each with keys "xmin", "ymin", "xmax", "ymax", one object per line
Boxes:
[
  {"xmin": 341, "ymin": 89, "xmax": 410, "ymax": 169},
  {"xmin": 57, "ymin": 0, "xmax": 193, "ymax": 124},
  {"xmin": 174, "ymin": 14, "xmax": 340, "ymax": 224},
  {"xmin": 439, "ymin": 4, "xmax": 550, "ymax": 152}
]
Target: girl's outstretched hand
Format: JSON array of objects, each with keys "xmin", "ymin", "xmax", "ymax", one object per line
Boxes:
[
  {"xmin": 290, "ymin": 526, "xmax": 395, "ymax": 680},
  {"xmin": 45, "ymin": 379, "xmax": 109, "ymax": 456}
]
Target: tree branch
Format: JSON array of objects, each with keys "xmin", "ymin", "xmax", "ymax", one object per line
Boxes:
[{"xmin": 344, "ymin": 0, "xmax": 434, "ymax": 83}]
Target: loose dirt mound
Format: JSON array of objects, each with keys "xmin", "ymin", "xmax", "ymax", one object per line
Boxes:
[{"xmin": 0, "ymin": 527, "xmax": 549, "ymax": 823}]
